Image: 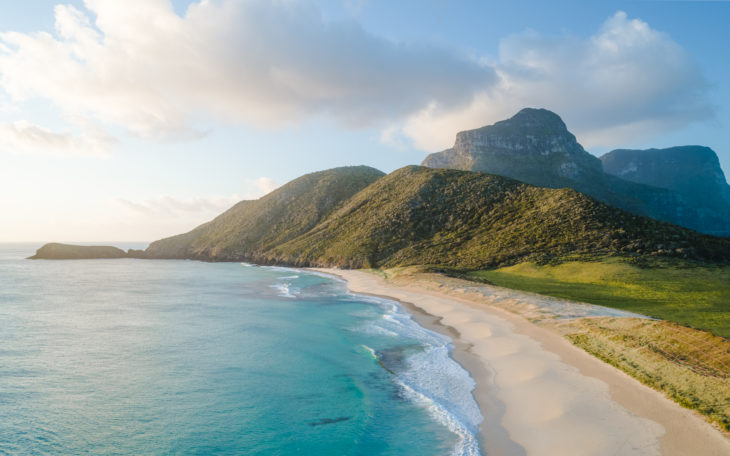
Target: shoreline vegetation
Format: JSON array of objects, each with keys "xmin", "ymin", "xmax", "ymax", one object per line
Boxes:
[{"xmin": 461, "ymin": 257, "xmax": 730, "ymax": 338}]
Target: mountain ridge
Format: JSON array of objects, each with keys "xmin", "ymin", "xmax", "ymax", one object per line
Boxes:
[
  {"xmin": 140, "ymin": 166, "xmax": 730, "ymax": 269},
  {"xmin": 422, "ymin": 108, "xmax": 730, "ymax": 236},
  {"xmin": 145, "ymin": 165, "xmax": 386, "ymax": 261}
]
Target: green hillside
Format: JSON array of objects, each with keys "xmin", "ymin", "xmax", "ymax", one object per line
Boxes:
[
  {"xmin": 144, "ymin": 165, "xmax": 730, "ymax": 271},
  {"xmin": 145, "ymin": 165, "xmax": 730, "ymax": 268},
  {"xmin": 272, "ymin": 166, "xmax": 729, "ymax": 268},
  {"xmin": 145, "ymin": 165, "xmax": 385, "ymax": 260}
]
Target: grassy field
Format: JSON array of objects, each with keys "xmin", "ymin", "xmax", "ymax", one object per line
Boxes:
[{"xmin": 467, "ymin": 258, "xmax": 730, "ymax": 338}]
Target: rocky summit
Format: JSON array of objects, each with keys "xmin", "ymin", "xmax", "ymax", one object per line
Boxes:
[
  {"xmin": 423, "ymin": 108, "xmax": 605, "ymax": 187},
  {"xmin": 422, "ymin": 108, "xmax": 730, "ymax": 236}
]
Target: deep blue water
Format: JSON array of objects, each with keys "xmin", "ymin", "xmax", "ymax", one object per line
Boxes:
[{"xmin": 0, "ymin": 244, "xmax": 481, "ymax": 455}]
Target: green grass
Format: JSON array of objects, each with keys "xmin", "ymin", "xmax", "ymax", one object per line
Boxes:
[
  {"xmin": 555, "ymin": 317, "xmax": 730, "ymax": 432},
  {"xmin": 468, "ymin": 258, "xmax": 730, "ymax": 338}
]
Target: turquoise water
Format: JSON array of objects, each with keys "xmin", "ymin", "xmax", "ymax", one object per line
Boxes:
[{"xmin": 0, "ymin": 244, "xmax": 482, "ymax": 455}]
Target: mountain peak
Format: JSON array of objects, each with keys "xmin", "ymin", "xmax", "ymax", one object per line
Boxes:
[
  {"xmin": 455, "ymin": 108, "xmax": 569, "ymax": 142},
  {"xmin": 502, "ymin": 107, "xmax": 567, "ymax": 129},
  {"xmin": 421, "ymin": 109, "xmax": 730, "ymax": 236},
  {"xmin": 424, "ymin": 108, "xmax": 602, "ymax": 185}
]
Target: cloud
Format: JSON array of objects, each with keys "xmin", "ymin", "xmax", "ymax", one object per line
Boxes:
[
  {"xmin": 0, "ymin": 0, "xmax": 494, "ymax": 140},
  {"xmin": 117, "ymin": 177, "xmax": 279, "ymax": 218},
  {"xmin": 0, "ymin": 5, "xmax": 712, "ymax": 153},
  {"xmin": 117, "ymin": 195, "xmax": 240, "ymax": 217},
  {"xmin": 400, "ymin": 11, "xmax": 713, "ymax": 151},
  {"xmin": 0, "ymin": 116, "xmax": 117, "ymax": 156},
  {"xmin": 245, "ymin": 177, "xmax": 279, "ymax": 199}
]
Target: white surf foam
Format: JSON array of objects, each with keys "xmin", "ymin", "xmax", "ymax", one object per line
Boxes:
[
  {"xmin": 361, "ymin": 344, "xmax": 378, "ymax": 361},
  {"xmin": 355, "ymin": 294, "xmax": 483, "ymax": 456},
  {"xmin": 265, "ymin": 267, "xmax": 484, "ymax": 455},
  {"xmin": 269, "ymin": 282, "xmax": 297, "ymax": 298}
]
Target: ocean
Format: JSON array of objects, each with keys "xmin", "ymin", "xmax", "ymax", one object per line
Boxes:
[{"xmin": 0, "ymin": 244, "xmax": 482, "ymax": 455}]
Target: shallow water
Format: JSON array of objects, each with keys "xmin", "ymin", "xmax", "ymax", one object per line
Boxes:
[{"xmin": 0, "ymin": 244, "xmax": 481, "ymax": 455}]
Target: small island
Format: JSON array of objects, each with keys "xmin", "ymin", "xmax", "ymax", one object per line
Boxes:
[{"xmin": 28, "ymin": 243, "xmax": 130, "ymax": 260}]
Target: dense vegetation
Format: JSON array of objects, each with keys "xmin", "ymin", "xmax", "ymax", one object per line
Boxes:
[
  {"xmin": 145, "ymin": 166, "xmax": 385, "ymax": 260},
  {"xmin": 145, "ymin": 165, "xmax": 730, "ymax": 269},
  {"xmin": 468, "ymin": 258, "xmax": 730, "ymax": 337}
]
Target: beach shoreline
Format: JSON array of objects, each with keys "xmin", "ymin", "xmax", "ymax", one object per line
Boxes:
[{"xmin": 313, "ymin": 268, "xmax": 730, "ymax": 456}]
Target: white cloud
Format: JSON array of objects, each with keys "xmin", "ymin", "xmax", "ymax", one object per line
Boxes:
[
  {"xmin": 117, "ymin": 195, "xmax": 239, "ymax": 218},
  {"xmin": 245, "ymin": 177, "xmax": 279, "ymax": 199},
  {"xmin": 0, "ymin": 0, "xmax": 494, "ymax": 140},
  {"xmin": 0, "ymin": 95, "xmax": 18, "ymax": 113},
  {"xmin": 117, "ymin": 177, "xmax": 279, "ymax": 218},
  {"xmin": 400, "ymin": 11, "xmax": 713, "ymax": 151},
  {"xmin": 0, "ymin": 5, "xmax": 712, "ymax": 154},
  {"xmin": 0, "ymin": 116, "xmax": 117, "ymax": 156}
]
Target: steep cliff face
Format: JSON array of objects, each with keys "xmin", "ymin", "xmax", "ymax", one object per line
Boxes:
[
  {"xmin": 423, "ymin": 108, "xmax": 604, "ymax": 187},
  {"xmin": 602, "ymin": 146, "xmax": 730, "ymax": 208},
  {"xmin": 601, "ymin": 146, "xmax": 730, "ymax": 237},
  {"xmin": 422, "ymin": 109, "xmax": 730, "ymax": 236}
]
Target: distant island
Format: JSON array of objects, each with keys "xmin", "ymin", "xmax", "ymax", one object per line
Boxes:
[{"xmin": 28, "ymin": 243, "xmax": 130, "ymax": 260}]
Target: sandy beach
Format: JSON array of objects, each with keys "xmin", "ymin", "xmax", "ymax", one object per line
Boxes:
[{"xmin": 315, "ymin": 268, "xmax": 730, "ymax": 456}]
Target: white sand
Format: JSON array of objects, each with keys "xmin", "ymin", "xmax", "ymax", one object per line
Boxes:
[{"xmin": 315, "ymin": 268, "xmax": 730, "ymax": 456}]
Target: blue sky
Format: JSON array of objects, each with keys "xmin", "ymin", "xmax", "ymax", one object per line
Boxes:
[{"xmin": 0, "ymin": 0, "xmax": 728, "ymax": 242}]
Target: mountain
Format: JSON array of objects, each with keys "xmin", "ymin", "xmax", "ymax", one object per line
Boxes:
[
  {"xmin": 29, "ymin": 243, "xmax": 128, "ymax": 259},
  {"xmin": 144, "ymin": 166, "xmax": 730, "ymax": 269},
  {"xmin": 145, "ymin": 166, "xmax": 385, "ymax": 260},
  {"xmin": 601, "ymin": 146, "xmax": 730, "ymax": 236},
  {"xmin": 423, "ymin": 108, "xmax": 605, "ymax": 187},
  {"xmin": 422, "ymin": 108, "xmax": 730, "ymax": 236}
]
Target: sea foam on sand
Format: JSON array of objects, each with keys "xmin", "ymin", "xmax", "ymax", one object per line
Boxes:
[{"xmin": 359, "ymin": 298, "xmax": 483, "ymax": 456}]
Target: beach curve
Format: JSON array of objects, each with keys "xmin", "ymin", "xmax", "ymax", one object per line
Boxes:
[{"xmin": 314, "ymin": 268, "xmax": 730, "ymax": 456}]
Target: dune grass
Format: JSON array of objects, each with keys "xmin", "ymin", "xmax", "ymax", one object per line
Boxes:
[
  {"xmin": 467, "ymin": 258, "xmax": 730, "ymax": 338},
  {"xmin": 552, "ymin": 317, "xmax": 730, "ymax": 432}
]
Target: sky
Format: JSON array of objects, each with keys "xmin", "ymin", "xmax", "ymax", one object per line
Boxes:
[{"xmin": 0, "ymin": 0, "xmax": 728, "ymax": 242}]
